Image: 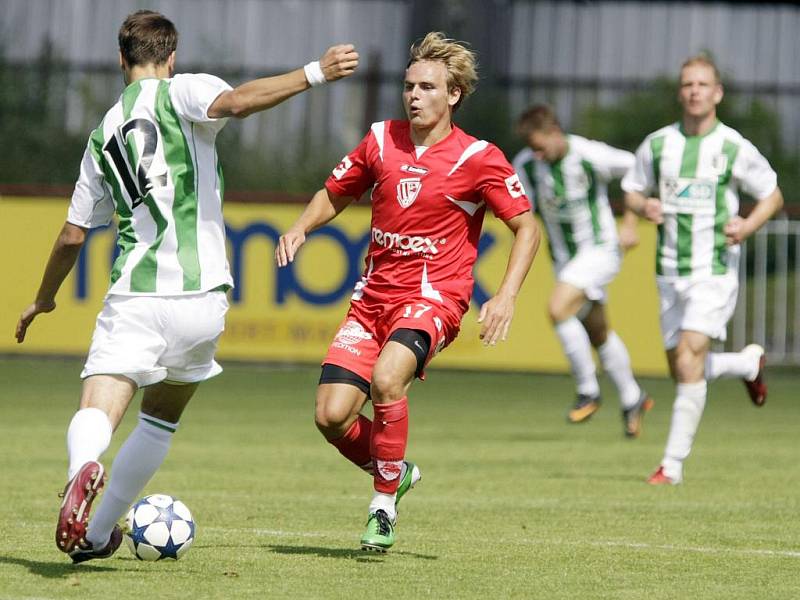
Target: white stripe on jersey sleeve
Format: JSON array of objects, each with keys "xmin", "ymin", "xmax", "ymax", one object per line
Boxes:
[
  {"xmin": 370, "ymin": 121, "xmax": 386, "ymax": 162},
  {"xmin": 445, "ymin": 194, "xmax": 484, "ymax": 216},
  {"xmin": 448, "ymin": 140, "xmax": 489, "ymax": 176}
]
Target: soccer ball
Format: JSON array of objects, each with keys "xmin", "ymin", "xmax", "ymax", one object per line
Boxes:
[{"xmin": 124, "ymin": 494, "xmax": 195, "ymax": 561}]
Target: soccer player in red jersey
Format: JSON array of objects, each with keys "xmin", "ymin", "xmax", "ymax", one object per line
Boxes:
[{"xmin": 276, "ymin": 32, "xmax": 540, "ymax": 551}]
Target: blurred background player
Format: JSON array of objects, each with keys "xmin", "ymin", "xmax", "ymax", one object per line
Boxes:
[
  {"xmin": 513, "ymin": 105, "xmax": 652, "ymax": 437},
  {"xmin": 622, "ymin": 54, "xmax": 783, "ymax": 485},
  {"xmin": 15, "ymin": 10, "xmax": 358, "ymax": 562},
  {"xmin": 276, "ymin": 32, "xmax": 539, "ymax": 552}
]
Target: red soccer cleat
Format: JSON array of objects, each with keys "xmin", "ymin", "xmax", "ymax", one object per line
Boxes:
[
  {"xmin": 742, "ymin": 344, "xmax": 767, "ymax": 407},
  {"xmin": 55, "ymin": 461, "xmax": 106, "ymax": 553},
  {"xmin": 646, "ymin": 466, "xmax": 681, "ymax": 485}
]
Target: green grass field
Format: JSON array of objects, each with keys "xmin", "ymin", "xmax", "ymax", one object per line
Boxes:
[{"xmin": 1, "ymin": 356, "xmax": 798, "ymax": 599}]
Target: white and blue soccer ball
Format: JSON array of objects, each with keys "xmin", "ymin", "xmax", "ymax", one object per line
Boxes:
[{"xmin": 124, "ymin": 494, "xmax": 195, "ymax": 561}]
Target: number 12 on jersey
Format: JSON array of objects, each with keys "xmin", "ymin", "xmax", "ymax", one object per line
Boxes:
[{"xmin": 103, "ymin": 118, "xmax": 167, "ymax": 208}]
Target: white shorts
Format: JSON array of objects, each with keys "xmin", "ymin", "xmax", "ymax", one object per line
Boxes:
[
  {"xmin": 658, "ymin": 275, "xmax": 738, "ymax": 350},
  {"xmin": 81, "ymin": 291, "xmax": 229, "ymax": 387},
  {"xmin": 555, "ymin": 246, "xmax": 621, "ymax": 303}
]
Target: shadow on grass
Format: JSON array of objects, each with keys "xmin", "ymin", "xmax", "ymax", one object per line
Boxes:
[
  {"xmin": 0, "ymin": 554, "xmax": 122, "ymax": 578},
  {"xmin": 267, "ymin": 544, "xmax": 438, "ymax": 561}
]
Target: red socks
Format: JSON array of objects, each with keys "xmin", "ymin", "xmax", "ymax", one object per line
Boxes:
[
  {"xmin": 327, "ymin": 397, "xmax": 410, "ymax": 494},
  {"xmin": 370, "ymin": 397, "xmax": 409, "ymax": 494},
  {"xmin": 329, "ymin": 414, "xmax": 373, "ymax": 473}
]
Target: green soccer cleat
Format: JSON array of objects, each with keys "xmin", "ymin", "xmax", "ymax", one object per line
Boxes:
[
  {"xmin": 395, "ymin": 461, "xmax": 421, "ymax": 507},
  {"xmin": 360, "ymin": 509, "xmax": 395, "ymax": 552}
]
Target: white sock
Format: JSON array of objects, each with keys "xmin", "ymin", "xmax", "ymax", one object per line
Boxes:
[
  {"xmin": 662, "ymin": 381, "xmax": 707, "ymax": 481},
  {"xmin": 368, "ymin": 492, "xmax": 397, "ymax": 522},
  {"xmin": 67, "ymin": 408, "xmax": 113, "ymax": 480},
  {"xmin": 597, "ymin": 331, "xmax": 641, "ymax": 409},
  {"xmin": 86, "ymin": 413, "xmax": 177, "ymax": 547},
  {"xmin": 705, "ymin": 351, "xmax": 758, "ymax": 381},
  {"xmin": 555, "ymin": 317, "xmax": 599, "ymax": 397}
]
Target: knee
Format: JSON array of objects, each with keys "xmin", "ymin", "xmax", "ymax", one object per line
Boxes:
[
  {"xmin": 314, "ymin": 397, "xmax": 351, "ymax": 439},
  {"xmin": 674, "ymin": 349, "xmax": 704, "ymax": 382},
  {"xmin": 370, "ymin": 369, "xmax": 404, "ymax": 404}
]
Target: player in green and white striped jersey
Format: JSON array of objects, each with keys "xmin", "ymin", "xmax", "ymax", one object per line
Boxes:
[
  {"xmin": 15, "ymin": 10, "xmax": 359, "ymax": 561},
  {"xmin": 623, "ymin": 55, "xmax": 784, "ymax": 485},
  {"xmin": 513, "ymin": 105, "xmax": 652, "ymax": 437}
]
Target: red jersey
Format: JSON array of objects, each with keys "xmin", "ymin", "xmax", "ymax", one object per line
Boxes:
[{"xmin": 325, "ymin": 120, "xmax": 530, "ymax": 312}]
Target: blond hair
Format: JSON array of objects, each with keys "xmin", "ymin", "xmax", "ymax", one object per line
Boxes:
[
  {"xmin": 681, "ymin": 53, "xmax": 722, "ymax": 85},
  {"xmin": 408, "ymin": 32, "xmax": 478, "ymax": 111}
]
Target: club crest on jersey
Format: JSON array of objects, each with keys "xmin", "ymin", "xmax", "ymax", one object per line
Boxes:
[
  {"xmin": 396, "ymin": 177, "xmax": 422, "ymax": 208},
  {"xmin": 505, "ymin": 174, "xmax": 525, "ymax": 198},
  {"xmin": 711, "ymin": 153, "xmax": 729, "ymax": 176},
  {"xmin": 400, "ymin": 164, "xmax": 429, "ymax": 175},
  {"xmin": 332, "ymin": 155, "xmax": 353, "ymax": 180}
]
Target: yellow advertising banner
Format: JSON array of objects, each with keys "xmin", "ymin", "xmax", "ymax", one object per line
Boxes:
[{"xmin": 1, "ymin": 197, "xmax": 667, "ymax": 375}]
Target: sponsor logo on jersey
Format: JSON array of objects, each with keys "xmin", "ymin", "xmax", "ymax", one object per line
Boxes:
[
  {"xmin": 332, "ymin": 155, "xmax": 353, "ymax": 180},
  {"xmin": 334, "ymin": 320, "xmax": 373, "ymax": 345},
  {"xmin": 660, "ymin": 177, "xmax": 716, "ymax": 215},
  {"xmin": 677, "ymin": 181, "xmax": 714, "ymax": 200},
  {"xmin": 400, "ymin": 164, "xmax": 429, "ymax": 175},
  {"xmin": 396, "ymin": 177, "xmax": 422, "ymax": 208},
  {"xmin": 371, "ymin": 227, "xmax": 443, "ymax": 255},
  {"xmin": 504, "ymin": 173, "xmax": 525, "ymax": 198}
]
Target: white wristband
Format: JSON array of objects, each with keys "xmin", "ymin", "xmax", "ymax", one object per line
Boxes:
[{"xmin": 304, "ymin": 61, "xmax": 327, "ymax": 87}]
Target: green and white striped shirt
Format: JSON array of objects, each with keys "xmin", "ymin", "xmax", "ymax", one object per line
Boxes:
[
  {"xmin": 513, "ymin": 134, "xmax": 634, "ymax": 265},
  {"xmin": 68, "ymin": 73, "xmax": 234, "ymax": 295},
  {"xmin": 622, "ymin": 121, "xmax": 777, "ymax": 279}
]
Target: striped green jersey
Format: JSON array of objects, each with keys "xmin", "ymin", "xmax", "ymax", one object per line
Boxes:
[
  {"xmin": 512, "ymin": 134, "xmax": 634, "ymax": 265},
  {"xmin": 67, "ymin": 73, "xmax": 234, "ymax": 295},
  {"xmin": 622, "ymin": 121, "xmax": 777, "ymax": 279}
]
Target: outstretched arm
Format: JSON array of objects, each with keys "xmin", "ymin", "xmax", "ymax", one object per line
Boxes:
[
  {"xmin": 275, "ymin": 188, "xmax": 355, "ymax": 267},
  {"xmin": 477, "ymin": 211, "xmax": 540, "ymax": 346},
  {"xmin": 208, "ymin": 44, "xmax": 359, "ymax": 119},
  {"xmin": 16, "ymin": 222, "xmax": 87, "ymax": 343}
]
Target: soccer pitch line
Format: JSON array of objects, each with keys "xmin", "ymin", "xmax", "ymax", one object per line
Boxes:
[
  {"xmin": 209, "ymin": 527, "xmax": 800, "ymax": 559},
  {"xmin": 583, "ymin": 539, "xmax": 800, "ymax": 559}
]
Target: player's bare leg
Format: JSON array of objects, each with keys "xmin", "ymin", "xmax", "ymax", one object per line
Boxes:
[
  {"xmin": 57, "ymin": 375, "xmax": 137, "ymax": 553},
  {"xmin": 316, "ymin": 380, "xmax": 374, "ymax": 472},
  {"xmin": 649, "ymin": 331, "xmax": 710, "ymax": 485},
  {"xmin": 315, "ymin": 376, "xmax": 419, "ymax": 534},
  {"xmin": 582, "ymin": 303, "xmax": 652, "ymax": 437},
  {"xmin": 360, "ymin": 341, "xmax": 418, "ymax": 552},
  {"xmin": 82, "ymin": 381, "xmax": 198, "ymax": 558},
  {"xmin": 549, "ymin": 283, "xmax": 601, "ymax": 422},
  {"xmin": 316, "ymin": 383, "xmax": 369, "ymax": 440}
]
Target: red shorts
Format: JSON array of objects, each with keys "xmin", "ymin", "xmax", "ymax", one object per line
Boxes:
[{"xmin": 322, "ymin": 295, "xmax": 463, "ymax": 383}]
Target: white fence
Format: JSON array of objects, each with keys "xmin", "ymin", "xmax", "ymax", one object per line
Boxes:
[{"xmin": 728, "ymin": 216, "xmax": 800, "ymax": 365}]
